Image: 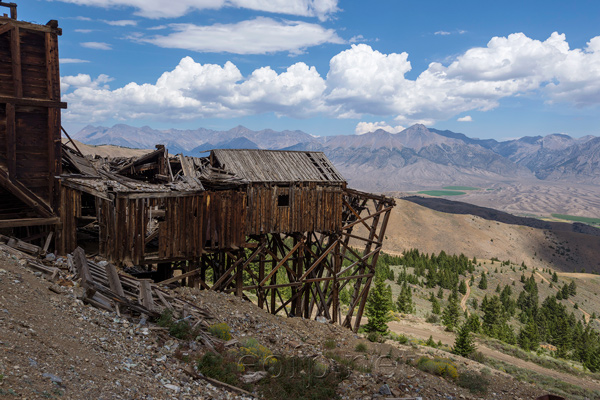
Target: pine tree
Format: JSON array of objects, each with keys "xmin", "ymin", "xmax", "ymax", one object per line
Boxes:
[
  {"xmin": 478, "ymin": 273, "xmax": 488, "ymax": 290},
  {"xmin": 437, "ymin": 286, "xmax": 444, "ymax": 299},
  {"xmin": 552, "ymin": 271, "xmax": 558, "ymax": 282},
  {"xmin": 568, "ymin": 281, "xmax": 577, "ymax": 296},
  {"xmin": 339, "ymin": 288, "xmax": 350, "ymax": 305},
  {"xmin": 585, "ymin": 346, "xmax": 600, "ymax": 372},
  {"xmin": 518, "ymin": 319, "xmax": 539, "ymax": 351},
  {"xmin": 364, "ymin": 275, "xmax": 393, "ymax": 334},
  {"xmin": 465, "ymin": 313, "xmax": 481, "ymax": 333},
  {"xmin": 432, "ymin": 297, "xmax": 441, "ymax": 314},
  {"xmin": 470, "ymin": 298, "xmax": 478, "ymax": 310},
  {"xmin": 452, "ymin": 322, "xmax": 476, "ymax": 357},
  {"xmin": 495, "ymin": 284, "xmax": 501, "ymax": 293},
  {"xmin": 442, "ymin": 293, "xmax": 461, "ymax": 331},
  {"xmin": 561, "ymin": 283, "xmax": 570, "ymax": 299},
  {"xmin": 426, "ymin": 335, "xmax": 436, "ymax": 347},
  {"xmin": 481, "ymin": 295, "xmax": 504, "ymax": 338},
  {"xmin": 458, "ymin": 280, "xmax": 467, "ymax": 295},
  {"xmin": 396, "ymin": 281, "xmax": 414, "ymax": 314}
]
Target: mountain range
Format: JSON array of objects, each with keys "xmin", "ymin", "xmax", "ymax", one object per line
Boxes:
[{"xmin": 72, "ymin": 124, "xmax": 600, "ymax": 191}]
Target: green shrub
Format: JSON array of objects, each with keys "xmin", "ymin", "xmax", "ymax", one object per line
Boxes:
[
  {"xmin": 389, "ymin": 332, "xmax": 409, "ymax": 344},
  {"xmin": 197, "ymin": 352, "xmax": 243, "ymax": 388},
  {"xmin": 367, "ymin": 332, "xmax": 383, "ymax": 343},
  {"xmin": 156, "ymin": 309, "xmax": 196, "ymax": 340},
  {"xmin": 415, "ymin": 356, "xmax": 459, "ymax": 380},
  {"xmin": 208, "ymin": 322, "xmax": 232, "ymax": 341},
  {"xmin": 324, "ymin": 338, "xmax": 337, "ymax": 349},
  {"xmin": 157, "ymin": 309, "xmax": 174, "ymax": 328},
  {"xmin": 326, "ymin": 351, "xmax": 371, "ymax": 373},
  {"xmin": 354, "ymin": 342, "xmax": 368, "ymax": 352},
  {"xmin": 425, "ymin": 335, "xmax": 437, "ymax": 348},
  {"xmin": 426, "ymin": 313, "xmax": 440, "ymax": 323},
  {"xmin": 237, "ymin": 337, "xmax": 272, "ymax": 365},
  {"xmin": 260, "ymin": 356, "xmax": 350, "ymax": 400},
  {"xmin": 469, "ymin": 351, "xmax": 486, "ymax": 364},
  {"xmin": 458, "ymin": 371, "xmax": 489, "ymax": 394}
]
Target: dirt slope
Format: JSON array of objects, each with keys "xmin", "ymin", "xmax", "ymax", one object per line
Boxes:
[
  {"xmin": 387, "ymin": 319, "xmax": 600, "ymax": 391},
  {"xmin": 0, "ymin": 250, "xmax": 547, "ymax": 400},
  {"xmin": 366, "ymin": 198, "xmax": 600, "ymax": 273}
]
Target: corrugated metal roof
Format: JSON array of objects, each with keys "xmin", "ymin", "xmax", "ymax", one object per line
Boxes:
[{"xmin": 211, "ymin": 149, "xmax": 346, "ymax": 183}]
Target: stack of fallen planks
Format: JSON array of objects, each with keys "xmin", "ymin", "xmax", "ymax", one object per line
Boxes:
[
  {"xmin": 68, "ymin": 247, "xmax": 213, "ymax": 330},
  {"xmin": 0, "ymin": 236, "xmax": 216, "ymax": 347}
]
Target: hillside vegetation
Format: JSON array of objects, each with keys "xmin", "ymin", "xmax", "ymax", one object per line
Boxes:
[{"xmin": 354, "ymin": 248, "xmax": 600, "ymax": 399}]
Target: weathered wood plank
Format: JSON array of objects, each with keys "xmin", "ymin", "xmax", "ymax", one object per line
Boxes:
[{"xmin": 10, "ymin": 26, "xmax": 21, "ymax": 97}]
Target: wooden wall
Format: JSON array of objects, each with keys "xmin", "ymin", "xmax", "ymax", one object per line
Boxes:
[
  {"xmin": 57, "ymin": 185, "xmax": 81, "ymax": 254},
  {"xmin": 0, "ymin": 19, "xmax": 63, "ymax": 211},
  {"xmin": 245, "ymin": 183, "xmax": 343, "ymax": 235},
  {"xmin": 94, "ymin": 191, "xmax": 247, "ymax": 265}
]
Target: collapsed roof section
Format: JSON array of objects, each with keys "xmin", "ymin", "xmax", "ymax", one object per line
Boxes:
[{"xmin": 60, "ymin": 145, "xmax": 347, "ymax": 197}]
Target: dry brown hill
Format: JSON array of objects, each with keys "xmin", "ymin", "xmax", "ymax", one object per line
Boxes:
[
  {"xmin": 62, "ymin": 138, "xmax": 151, "ymax": 158},
  {"xmin": 358, "ymin": 197, "xmax": 600, "ymax": 274}
]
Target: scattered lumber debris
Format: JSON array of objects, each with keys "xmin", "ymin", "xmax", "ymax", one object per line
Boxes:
[{"xmin": 0, "ymin": 236, "xmax": 215, "ymax": 345}]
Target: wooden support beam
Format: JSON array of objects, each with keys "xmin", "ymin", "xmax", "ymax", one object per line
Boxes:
[
  {"xmin": 157, "ymin": 268, "xmax": 201, "ymax": 286},
  {"xmin": 342, "ymin": 206, "xmax": 393, "ymax": 231},
  {"xmin": 343, "ymin": 198, "xmax": 378, "ymax": 239},
  {"xmin": 341, "ymin": 231, "xmax": 382, "ymax": 245},
  {"xmin": 10, "ymin": 25, "xmax": 21, "ymax": 98},
  {"xmin": 299, "ymin": 239, "xmax": 338, "ymax": 280},
  {"xmin": 259, "ymin": 239, "xmax": 303, "ymax": 287},
  {"xmin": 211, "ymin": 242, "xmax": 265, "ymax": 290},
  {"xmin": 42, "ymin": 231, "xmax": 53, "ymax": 253},
  {"xmin": 0, "ymin": 21, "xmax": 13, "ymax": 36},
  {"xmin": 5, "ymin": 102, "xmax": 15, "ymax": 178},
  {"xmin": 0, "ymin": 217, "xmax": 59, "ymax": 228},
  {"xmin": 0, "ymin": 96, "xmax": 67, "ymax": 108}
]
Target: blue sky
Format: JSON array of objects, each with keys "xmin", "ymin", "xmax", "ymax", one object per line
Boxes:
[{"xmin": 20, "ymin": 0, "xmax": 600, "ymax": 139}]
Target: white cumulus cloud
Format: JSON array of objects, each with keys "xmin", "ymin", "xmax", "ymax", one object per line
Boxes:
[
  {"xmin": 62, "ymin": 57, "xmax": 327, "ymax": 122},
  {"xmin": 355, "ymin": 121, "xmax": 405, "ymax": 135},
  {"xmin": 62, "ymin": 33, "xmax": 600, "ymax": 126},
  {"xmin": 102, "ymin": 19, "xmax": 137, "ymax": 26},
  {"xmin": 60, "ymin": 58, "xmax": 90, "ymax": 64},
  {"xmin": 61, "ymin": 74, "xmax": 113, "ymax": 93},
  {"xmin": 135, "ymin": 17, "xmax": 343, "ymax": 55},
  {"xmin": 56, "ymin": 0, "xmax": 338, "ymax": 20},
  {"xmin": 81, "ymin": 41, "xmax": 112, "ymax": 50},
  {"xmin": 457, "ymin": 115, "xmax": 472, "ymax": 122}
]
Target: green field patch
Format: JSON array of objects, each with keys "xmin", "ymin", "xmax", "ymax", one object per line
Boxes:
[
  {"xmin": 551, "ymin": 214, "xmax": 600, "ymax": 225},
  {"xmin": 418, "ymin": 190, "xmax": 466, "ymax": 196},
  {"xmin": 442, "ymin": 186, "xmax": 480, "ymax": 191}
]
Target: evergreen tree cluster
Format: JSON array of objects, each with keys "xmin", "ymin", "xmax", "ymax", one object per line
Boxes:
[
  {"xmin": 511, "ymin": 274, "xmax": 600, "ymax": 370},
  {"xmin": 395, "ymin": 249, "xmax": 475, "ymax": 291}
]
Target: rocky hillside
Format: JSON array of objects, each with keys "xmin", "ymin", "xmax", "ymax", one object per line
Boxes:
[{"xmin": 0, "ymin": 248, "xmax": 548, "ymax": 400}]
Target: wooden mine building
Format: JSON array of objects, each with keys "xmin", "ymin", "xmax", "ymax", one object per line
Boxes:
[{"xmin": 0, "ymin": 5, "xmax": 395, "ymax": 331}]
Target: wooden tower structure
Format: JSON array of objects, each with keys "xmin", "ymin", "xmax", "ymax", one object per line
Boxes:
[{"xmin": 0, "ymin": 2, "xmax": 65, "ymax": 239}]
